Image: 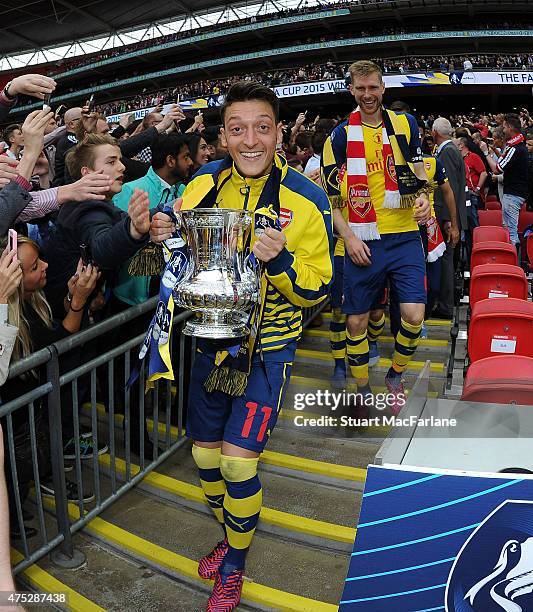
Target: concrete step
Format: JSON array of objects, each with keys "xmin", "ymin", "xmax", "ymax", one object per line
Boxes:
[
  {"xmin": 96, "ymin": 453, "xmax": 357, "ymax": 552},
  {"xmin": 262, "ymin": 426, "xmax": 378, "ymax": 475},
  {"xmin": 34, "ymin": 531, "xmax": 207, "ymax": 612},
  {"xmin": 301, "ymin": 331, "xmax": 450, "ymax": 356},
  {"xmin": 85, "ymin": 488, "xmax": 345, "ymax": 609},
  {"xmin": 82, "ymin": 403, "xmax": 371, "ymax": 486},
  {"xmin": 294, "ymin": 347, "xmax": 446, "ymax": 377},
  {"xmin": 11, "ymin": 546, "xmax": 104, "ymax": 612},
  {"xmin": 313, "ymin": 314, "xmax": 453, "ymax": 341},
  {"xmin": 289, "ymin": 361, "xmax": 445, "ymax": 394},
  {"xmin": 153, "ymin": 445, "xmax": 361, "ymax": 530},
  {"xmin": 320, "ymin": 312, "xmax": 452, "ymax": 327}
]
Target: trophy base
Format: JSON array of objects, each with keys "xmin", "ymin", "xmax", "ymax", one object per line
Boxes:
[{"xmin": 182, "ymin": 311, "xmax": 250, "ymax": 339}]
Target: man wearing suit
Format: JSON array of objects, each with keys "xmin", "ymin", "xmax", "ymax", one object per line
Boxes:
[{"xmin": 432, "ymin": 117, "xmax": 463, "ymax": 318}]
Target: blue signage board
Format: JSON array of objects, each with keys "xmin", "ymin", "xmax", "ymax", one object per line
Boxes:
[{"xmin": 341, "ymin": 465, "xmax": 533, "ymax": 611}]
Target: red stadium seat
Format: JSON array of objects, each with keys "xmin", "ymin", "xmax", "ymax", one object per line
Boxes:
[
  {"xmin": 528, "ymin": 234, "xmax": 533, "ymax": 266},
  {"xmin": 486, "ymin": 194, "xmax": 499, "ymax": 201},
  {"xmin": 469, "ymin": 264, "xmax": 527, "ymax": 310},
  {"xmin": 470, "ymin": 241, "xmax": 517, "ymax": 269},
  {"xmin": 468, "ymin": 298, "xmax": 533, "ymax": 363},
  {"xmin": 518, "ymin": 210, "xmax": 533, "ymax": 236},
  {"xmin": 473, "ymin": 226, "xmax": 509, "ymax": 244},
  {"xmin": 478, "ymin": 210, "xmax": 503, "ymax": 226},
  {"xmin": 462, "ymin": 355, "xmax": 533, "ymax": 406},
  {"xmin": 485, "ymin": 200, "xmax": 501, "ymax": 210}
]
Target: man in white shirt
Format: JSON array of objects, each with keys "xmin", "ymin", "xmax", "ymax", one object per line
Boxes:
[{"xmin": 2, "ymin": 125, "xmax": 23, "ymax": 161}]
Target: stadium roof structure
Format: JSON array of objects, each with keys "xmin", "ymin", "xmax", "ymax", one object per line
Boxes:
[
  {"xmin": 0, "ymin": 0, "xmax": 222, "ymax": 53},
  {"xmin": 0, "ymin": 0, "xmax": 335, "ymax": 70}
]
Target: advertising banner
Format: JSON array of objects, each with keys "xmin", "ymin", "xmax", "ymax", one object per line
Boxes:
[
  {"xmin": 341, "ymin": 464, "xmax": 533, "ymax": 611},
  {"xmin": 104, "ymin": 71, "xmax": 533, "ymax": 122}
]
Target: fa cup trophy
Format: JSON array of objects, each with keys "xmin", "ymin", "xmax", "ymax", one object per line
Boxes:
[{"xmin": 173, "ymin": 208, "xmax": 260, "ymax": 339}]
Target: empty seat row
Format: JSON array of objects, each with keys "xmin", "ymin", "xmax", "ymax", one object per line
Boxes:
[{"xmin": 462, "ymin": 225, "xmax": 533, "ymax": 406}]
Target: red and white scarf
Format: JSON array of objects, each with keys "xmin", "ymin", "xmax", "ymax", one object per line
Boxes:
[
  {"xmin": 425, "ymin": 215, "xmax": 446, "ymax": 262},
  {"xmin": 507, "ymin": 133, "xmax": 525, "ymax": 147},
  {"xmin": 497, "ymin": 132, "xmax": 525, "ymax": 173},
  {"xmin": 346, "ymin": 110, "xmax": 401, "ymax": 240},
  {"xmin": 345, "ymin": 108, "xmax": 446, "ymax": 258}
]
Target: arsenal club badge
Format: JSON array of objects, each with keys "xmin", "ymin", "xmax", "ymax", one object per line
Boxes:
[{"xmin": 348, "ymin": 184, "xmax": 372, "ymax": 219}]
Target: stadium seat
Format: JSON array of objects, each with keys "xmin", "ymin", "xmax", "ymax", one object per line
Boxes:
[
  {"xmin": 468, "ymin": 298, "xmax": 533, "ymax": 363},
  {"xmin": 469, "ymin": 264, "xmax": 527, "ymax": 310},
  {"xmin": 528, "ymin": 234, "xmax": 533, "ymax": 266},
  {"xmin": 462, "ymin": 355, "xmax": 533, "ymax": 406},
  {"xmin": 485, "ymin": 200, "xmax": 501, "ymax": 210},
  {"xmin": 473, "ymin": 226, "xmax": 510, "ymax": 244},
  {"xmin": 518, "ymin": 209, "xmax": 533, "ymax": 237},
  {"xmin": 478, "ymin": 210, "xmax": 503, "ymax": 226},
  {"xmin": 470, "ymin": 241, "xmax": 518, "ymax": 269}
]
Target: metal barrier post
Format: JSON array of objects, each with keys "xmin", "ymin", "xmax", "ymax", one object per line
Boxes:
[{"xmin": 46, "ymin": 345, "xmax": 85, "ymax": 569}]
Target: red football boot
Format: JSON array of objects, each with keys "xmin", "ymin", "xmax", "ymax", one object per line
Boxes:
[
  {"xmin": 206, "ymin": 567, "xmax": 244, "ymax": 612},
  {"xmin": 198, "ymin": 538, "xmax": 229, "ymax": 580}
]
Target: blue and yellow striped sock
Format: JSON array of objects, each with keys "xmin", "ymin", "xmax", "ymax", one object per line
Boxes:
[
  {"xmin": 192, "ymin": 445, "xmax": 226, "ymax": 530},
  {"xmin": 368, "ymin": 312, "xmax": 385, "ymax": 342},
  {"xmin": 220, "ymin": 455, "xmax": 262, "ymax": 571},
  {"xmin": 329, "ymin": 309, "xmax": 347, "ymax": 369},
  {"xmin": 346, "ymin": 329, "xmax": 369, "ymax": 384},
  {"xmin": 392, "ymin": 318, "xmax": 423, "ymax": 373}
]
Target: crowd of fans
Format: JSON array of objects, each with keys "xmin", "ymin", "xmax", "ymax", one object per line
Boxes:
[
  {"xmin": 45, "ymin": 26, "xmax": 533, "ymax": 82},
  {"xmin": 94, "ymin": 53, "xmax": 533, "ymax": 118},
  {"xmin": 0, "ymin": 59, "xmax": 531, "ymax": 588}
]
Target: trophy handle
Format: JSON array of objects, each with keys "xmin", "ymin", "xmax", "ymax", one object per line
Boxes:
[
  {"xmin": 244, "ymin": 252, "xmax": 261, "ymax": 286},
  {"xmin": 173, "ymin": 205, "xmax": 182, "ymax": 226}
]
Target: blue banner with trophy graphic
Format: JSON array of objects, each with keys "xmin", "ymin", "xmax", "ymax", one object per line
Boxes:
[{"xmin": 342, "ymin": 465, "xmax": 533, "ymax": 611}]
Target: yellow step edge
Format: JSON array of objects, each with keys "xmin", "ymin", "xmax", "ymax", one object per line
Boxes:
[
  {"xmin": 321, "ymin": 312, "xmax": 452, "ymax": 327},
  {"xmin": 10, "ymin": 549, "xmax": 105, "ymax": 612},
  {"xmin": 83, "ymin": 405, "xmax": 367, "ymax": 483},
  {"xmin": 289, "ymin": 375, "xmax": 439, "ymax": 398},
  {"xmin": 295, "ymin": 349, "xmax": 445, "ymax": 372},
  {"xmin": 86, "ymin": 404, "xmax": 186, "ymax": 437},
  {"xmin": 62, "ymin": 501, "xmax": 338, "ymax": 612},
  {"xmin": 98, "ymin": 454, "xmax": 356, "ymax": 545},
  {"xmin": 304, "ymin": 329, "xmax": 449, "ymax": 347},
  {"xmin": 260, "ymin": 449, "xmax": 366, "ymax": 483}
]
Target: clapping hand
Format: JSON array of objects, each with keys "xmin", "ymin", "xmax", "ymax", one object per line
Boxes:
[{"xmin": 128, "ymin": 188, "xmax": 151, "ymax": 239}]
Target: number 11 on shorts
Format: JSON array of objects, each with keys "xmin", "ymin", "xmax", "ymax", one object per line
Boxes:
[{"xmin": 242, "ymin": 401, "xmax": 272, "ymax": 442}]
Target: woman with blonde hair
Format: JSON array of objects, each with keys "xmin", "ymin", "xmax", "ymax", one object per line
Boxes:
[
  {"xmin": 0, "ymin": 242, "xmax": 23, "ymax": 593},
  {"xmin": 1, "ymin": 235, "xmax": 99, "ymax": 539}
]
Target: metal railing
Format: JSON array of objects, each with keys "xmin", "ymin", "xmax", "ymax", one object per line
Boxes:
[
  {"xmin": 3, "ymin": 296, "xmax": 325, "ymax": 573},
  {"xmin": 3, "ymin": 297, "xmax": 193, "ymax": 573}
]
